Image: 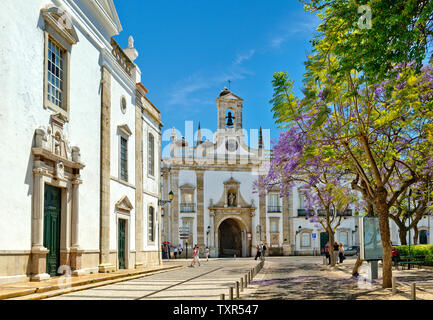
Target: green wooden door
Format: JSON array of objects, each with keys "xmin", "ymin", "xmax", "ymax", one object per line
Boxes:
[
  {"xmin": 44, "ymin": 184, "xmax": 61, "ymax": 277},
  {"xmin": 420, "ymin": 230, "xmax": 428, "ymax": 244},
  {"xmin": 118, "ymin": 219, "xmax": 126, "ymax": 269},
  {"xmin": 320, "ymin": 232, "xmax": 329, "ymax": 254}
]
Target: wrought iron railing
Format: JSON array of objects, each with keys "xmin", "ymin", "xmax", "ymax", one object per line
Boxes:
[
  {"xmin": 267, "ymin": 206, "xmax": 282, "ymax": 213},
  {"xmin": 180, "ymin": 203, "xmax": 196, "ymax": 213}
]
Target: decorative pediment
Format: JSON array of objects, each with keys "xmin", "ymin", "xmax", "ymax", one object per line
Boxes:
[
  {"xmin": 33, "ymin": 113, "xmax": 76, "ymax": 162},
  {"xmin": 224, "ymin": 177, "xmax": 240, "ymax": 186},
  {"xmin": 179, "ymin": 183, "xmax": 196, "ymax": 190},
  {"xmin": 41, "ymin": 5, "xmax": 79, "ymax": 45},
  {"xmin": 115, "ymin": 196, "xmax": 134, "ymax": 213},
  {"xmin": 118, "ymin": 124, "xmax": 132, "ymax": 137},
  {"xmin": 219, "ymin": 93, "xmax": 243, "ymax": 101}
]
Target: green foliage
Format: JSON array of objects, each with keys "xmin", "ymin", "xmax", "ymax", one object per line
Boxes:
[
  {"xmin": 300, "ymin": 0, "xmax": 433, "ymax": 83},
  {"xmin": 396, "ymin": 244, "xmax": 433, "ymax": 265}
]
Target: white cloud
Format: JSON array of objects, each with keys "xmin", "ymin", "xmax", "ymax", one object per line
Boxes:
[
  {"xmin": 234, "ymin": 49, "xmax": 255, "ymax": 65},
  {"xmin": 167, "ymin": 50, "xmax": 256, "ymax": 107}
]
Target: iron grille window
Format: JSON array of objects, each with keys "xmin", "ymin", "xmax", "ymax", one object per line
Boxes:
[
  {"xmin": 120, "ymin": 137, "xmax": 128, "ymax": 181},
  {"xmin": 148, "ymin": 207, "xmax": 154, "ymax": 242},
  {"xmin": 47, "ymin": 39, "xmax": 64, "ymax": 109},
  {"xmin": 148, "ymin": 134, "xmax": 154, "ymax": 176}
]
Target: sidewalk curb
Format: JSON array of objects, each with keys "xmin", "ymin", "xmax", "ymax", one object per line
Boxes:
[{"xmin": 1, "ymin": 264, "xmax": 185, "ymax": 300}]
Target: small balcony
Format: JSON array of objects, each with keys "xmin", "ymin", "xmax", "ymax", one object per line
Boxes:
[
  {"xmin": 297, "ymin": 209, "xmax": 314, "ymax": 217},
  {"xmin": 317, "ymin": 209, "xmax": 353, "ymax": 217},
  {"xmin": 180, "ymin": 203, "xmax": 196, "ymax": 213},
  {"xmin": 267, "ymin": 206, "xmax": 282, "ymax": 213}
]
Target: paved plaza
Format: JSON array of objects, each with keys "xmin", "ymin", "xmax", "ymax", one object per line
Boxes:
[
  {"xmin": 11, "ymin": 256, "xmax": 430, "ymax": 300},
  {"xmin": 45, "ymin": 258, "xmax": 260, "ymax": 300},
  {"xmin": 243, "ymin": 256, "xmax": 433, "ymax": 300}
]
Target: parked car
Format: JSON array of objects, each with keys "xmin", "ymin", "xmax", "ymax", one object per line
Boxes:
[{"xmin": 344, "ymin": 246, "xmax": 360, "ymax": 256}]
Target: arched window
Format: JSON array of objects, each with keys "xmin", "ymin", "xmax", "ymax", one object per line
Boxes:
[
  {"xmin": 148, "ymin": 133, "xmax": 154, "ymax": 176},
  {"xmin": 148, "ymin": 206, "xmax": 155, "ymax": 243}
]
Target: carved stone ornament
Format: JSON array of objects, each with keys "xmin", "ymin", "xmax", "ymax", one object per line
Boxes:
[{"xmin": 55, "ymin": 161, "xmax": 65, "ymax": 179}]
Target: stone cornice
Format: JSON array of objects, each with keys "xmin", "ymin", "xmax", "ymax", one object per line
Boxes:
[{"xmin": 32, "ymin": 148, "xmax": 85, "ymax": 170}]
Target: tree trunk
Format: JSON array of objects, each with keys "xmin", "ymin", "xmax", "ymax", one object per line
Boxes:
[
  {"xmin": 413, "ymin": 226, "xmax": 419, "ymax": 245},
  {"xmin": 398, "ymin": 228, "xmax": 408, "ymax": 245},
  {"xmin": 328, "ymin": 229, "xmax": 336, "ymax": 267},
  {"xmin": 352, "ymin": 253, "xmax": 363, "ymax": 276},
  {"xmin": 376, "ymin": 188, "xmax": 393, "ymax": 288}
]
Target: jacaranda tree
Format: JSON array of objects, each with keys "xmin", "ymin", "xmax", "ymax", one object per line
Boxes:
[
  {"xmin": 255, "ymin": 126, "xmax": 357, "ymax": 266},
  {"xmin": 270, "ymin": 53, "xmax": 433, "ymax": 287}
]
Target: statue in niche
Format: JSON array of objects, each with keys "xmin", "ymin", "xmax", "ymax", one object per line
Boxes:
[
  {"xmin": 54, "ymin": 132, "xmax": 61, "ymax": 156},
  {"xmin": 228, "ymin": 192, "xmax": 236, "ymax": 207}
]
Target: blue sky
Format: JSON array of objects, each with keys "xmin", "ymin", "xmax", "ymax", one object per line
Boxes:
[{"xmin": 113, "ymin": 1, "xmax": 320, "ymax": 150}]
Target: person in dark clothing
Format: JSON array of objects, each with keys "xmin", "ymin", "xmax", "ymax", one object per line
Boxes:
[
  {"xmin": 254, "ymin": 244, "xmax": 262, "ymax": 260},
  {"xmin": 338, "ymin": 242, "xmax": 346, "ymax": 263},
  {"xmin": 324, "ymin": 242, "xmax": 331, "ymax": 265}
]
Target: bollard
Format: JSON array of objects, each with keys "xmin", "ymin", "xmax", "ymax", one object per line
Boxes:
[
  {"xmin": 323, "ymin": 256, "xmax": 327, "ymax": 265},
  {"xmin": 236, "ymin": 281, "xmax": 240, "ymax": 299},
  {"xmin": 411, "ymin": 283, "xmax": 416, "ymax": 300},
  {"xmin": 244, "ymin": 274, "xmax": 248, "ymax": 288},
  {"xmin": 220, "ymin": 294, "xmax": 225, "ymax": 300},
  {"xmin": 392, "ymin": 277, "xmax": 397, "ymax": 295},
  {"xmin": 248, "ymin": 271, "xmax": 251, "ymax": 283},
  {"xmin": 240, "ymin": 277, "xmax": 244, "ymax": 291},
  {"xmin": 229, "ymin": 286, "xmax": 233, "ymax": 300}
]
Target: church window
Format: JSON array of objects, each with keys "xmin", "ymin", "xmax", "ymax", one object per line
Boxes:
[
  {"xmin": 268, "ymin": 193, "xmax": 280, "ymax": 212},
  {"xmin": 41, "ymin": 5, "xmax": 78, "ymax": 118},
  {"xmin": 148, "ymin": 206, "xmax": 155, "ymax": 243},
  {"xmin": 120, "ymin": 136, "xmax": 128, "ymax": 181},
  {"xmin": 148, "ymin": 133, "xmax": 155, "ymax": 177},
  {"xmin": 47, "ymin": 39, "xmax": 65, "ymax": 109}
]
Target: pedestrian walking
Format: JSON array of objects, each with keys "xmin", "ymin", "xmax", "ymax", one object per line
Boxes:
[
  {"xmin": 174, "ymin": 246, "xmax": 178, "ymax": 259},
  {"xmin": 190, "ymin": 245, "xmax": 201, "ymax": 267},
  {"xmin": 324, "ymin": 242, "xmax": 330, "ymax": 265},
  {"xmin": 205, "ymin": 246, "xmax": 210, "ymax": 261},
  {"xmin": 178, "ymin": 244, "xmax": 183, "ymax": 258},
  {"xmin": 254, "ymin": 244, "xmax": 262, "ymax": 260},
  {"xmin": 338, "ymin": 242, "xmax": 346, "ymax": 263},
  {"xmin": 261, "ymin": 243, "xmax": 267, "ymax": 261},
  {"xmin": 333, "ymin": 241, "xmax": 340, "ymax": 264}
]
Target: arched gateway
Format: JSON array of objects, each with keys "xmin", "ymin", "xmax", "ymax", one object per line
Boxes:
[{"xmin": 219, "ymin": 218, "xmax": 242, "ymax": 257}]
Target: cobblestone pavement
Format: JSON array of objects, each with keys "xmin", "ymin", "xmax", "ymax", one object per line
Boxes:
[
  {"xmin": 242, "ymin": 256, "xmax": 433, "ymax": 300},
  {"xmin": 46, "ymin": 258, "xmax": 259, "ymax": 300}
]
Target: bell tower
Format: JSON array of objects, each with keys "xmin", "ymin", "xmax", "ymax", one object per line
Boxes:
[{"xmin": 216, "ymin": 87, "xmax": 243, "ymax": 131}]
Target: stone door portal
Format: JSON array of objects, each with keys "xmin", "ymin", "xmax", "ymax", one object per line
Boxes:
[
  {"xmin": 44, "ymin": 184, "xmax": 61, "ymax": 277},
  {"xmin": 219, "ymin": 218, "xmax": 242, "ymax": 257},
  {"xmin": 118, "ymin": 219, "xmax": 126, "ymax": 269}
]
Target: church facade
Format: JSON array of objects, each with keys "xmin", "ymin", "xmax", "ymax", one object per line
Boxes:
[
  {"xmin": 162, "ymin": 88, "xmax": 291, "ymax": 258},
  {"xmin": 0, "ymin": 0, "xmax": 162, "ymax": 284}
]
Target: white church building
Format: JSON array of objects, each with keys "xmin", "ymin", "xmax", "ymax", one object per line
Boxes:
[{"xmin": 0, "ymin": 0, "xmax": 162, "ymax": 284}]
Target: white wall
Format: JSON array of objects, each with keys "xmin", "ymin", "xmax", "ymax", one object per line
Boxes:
[{"xmin": 0, "ymin": 0, "xmax": 102, "ymax": 251}]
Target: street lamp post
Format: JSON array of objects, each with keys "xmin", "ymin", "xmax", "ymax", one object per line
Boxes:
[
  {"xmin": 408, "ymin": 188, "xmax": 412, "ymax": 269},
  {"xmin": 159, "ymin": 191, "xmax": 174, "ymax": 261}
]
